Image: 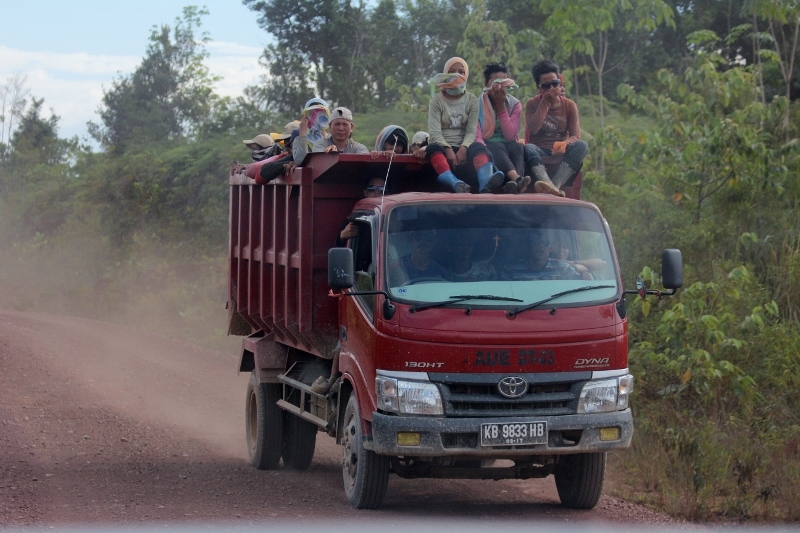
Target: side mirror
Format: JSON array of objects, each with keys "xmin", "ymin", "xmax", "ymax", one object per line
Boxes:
[
  {"xmin": 328, "ymin": 248, "xmax": 354, "ymax": 289},
  {"xmin": 662, "ymin": 249, "xmax": 683, "ymax": 290}
]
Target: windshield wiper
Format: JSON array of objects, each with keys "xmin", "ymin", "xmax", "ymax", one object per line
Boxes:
[
  {"xmin": 409, "ymin": 294, "xmax": 524, "ymax": 313},
  {"xmin": 507, "ymin": 285, "xmax": 616, "ymax": 318}
]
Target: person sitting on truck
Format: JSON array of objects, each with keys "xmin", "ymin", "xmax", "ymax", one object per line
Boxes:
[
  {"xmin": 501, "ymin": 229, "xmax": 585, "ymax": 280},
  {"xmin": 409, "ymin": 131, "xmax": 429, "ymax": 152},
  {"xmin": 243, "ymin": 133, "xmax": 282, "ymax": 162},
  {"xmin": 371, "ymin": 125, "xmax": 409, "ymax": 158},
  {"xmin": 443, "ymin": 230, "xmax": 496, "ymax": 282},
  {"xmin": 388, "ymin": 230, "xmax": 448, "ymax": 286},
  {"xmin": 294, "ymin": 107, "xmax": 369, "ymax": 163},
  {"xmin": 524, "ymin": 60, "xmax": 588, "ymax": 196},
  {"xmin": 476, "ymin": 62, "xmax": 531, "ymax": 194},
  {"xmin": 336, "ymin": 176, "xmax": 386, "ymax": 246},
  {"xmin": 416, "ymin": 57, "xmax": 504, "ymax": 193}
]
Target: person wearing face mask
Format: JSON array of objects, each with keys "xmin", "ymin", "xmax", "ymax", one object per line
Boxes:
[
  {"xmin": 416, "ymin": 57, "xmax": 504, "ymax": 194},
  {"xmin": 243, "ymin": 134, "xmax": 281, "ymax": 162},
  {"xmin": 371, "ymin": 125, "xmax": 409, "ymax": 158}
]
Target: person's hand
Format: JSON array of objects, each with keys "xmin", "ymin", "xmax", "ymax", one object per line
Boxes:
[
  {"xmin": 413, "ymin": 147, "xmax": 428, "ymax": 161},
  {"xmin": 543, "ymin": 86, "xmax": 560, "ymax": 106},
  {"xmin": 299, "ymin": 116, "xmax": 309, "ymax": 136},
  {"xmin": 578, "ymin": 258, "xmax": 607, "ymax": 271},
  {"xmin": 370, "ymin": 150, "xmax": 392, "ymax": 160},
  {"xmin": 552, "ymin": 141, "xmax": 567, "ymax": 155},
  {"xmin": 445, "ymin": 147, "xmax": 457, "ymax": 167},
  {"xmin": 340, "ymin": 223, "xmax": 359, "ymax": 241},
  {"xmin": 488, "ymin": 83, "xmax": 506, "ymax": 111},
  {"xmin": 282, "ymin": 162, "xmax": 297, "ymax": 174},
  {"xmin": 324, "ymin": 145, "xmax": 339, "ymax": 154},
  {"xmin": 454, "ymin": 145, "xmax": 468, "ymax": 166},
  {"xmin": 231, "ymin": 161, "xmax": 247, "ymax": 175}
]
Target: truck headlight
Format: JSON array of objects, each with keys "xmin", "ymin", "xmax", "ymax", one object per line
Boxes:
[
  {"xmin": 376, "ymin": 377, "xmax": 444, "ymax": 416},
  {"xmin": 577, "ymin": 374, "xmax": 634, "ymax": 413}
]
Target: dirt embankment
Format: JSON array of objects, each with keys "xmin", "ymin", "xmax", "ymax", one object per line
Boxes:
[{"xmin": 0, "ymin": 310, "xmax": 682, "ymax": 527}]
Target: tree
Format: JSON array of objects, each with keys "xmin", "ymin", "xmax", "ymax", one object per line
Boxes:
[
  {"xmin": 456, "ymin": 0, "xmax": 519, "ymax": 92},
  {"xmin": 91, "ymin": 6, "xmax": 218, "ymax": 152},
  {"xmin": 0, "ymin": 73, "xmax": 30, "ymax": 157}
]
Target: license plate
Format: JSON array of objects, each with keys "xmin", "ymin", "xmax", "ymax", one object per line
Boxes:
[{"xmin": 480, "ymin": 422, "xmax": 548, "ymax": 446}]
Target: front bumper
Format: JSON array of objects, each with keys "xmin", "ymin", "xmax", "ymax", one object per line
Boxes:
[{"xmin": 370, "ymin": 409, "xmax": 633, "ymax": 457}]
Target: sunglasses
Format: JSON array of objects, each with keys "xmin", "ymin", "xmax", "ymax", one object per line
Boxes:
[
  {"xmin": 365, "ymin": 185, "xmax": 385, "ymax": 193},
  {"xmin": 539, "ymin": 80, "xmax": 561, "ymax": 90}
]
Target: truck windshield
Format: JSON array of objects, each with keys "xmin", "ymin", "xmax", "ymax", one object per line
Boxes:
[{"xmin": 385, "ymin": 203, "xmax": 619, "ymax": 307}]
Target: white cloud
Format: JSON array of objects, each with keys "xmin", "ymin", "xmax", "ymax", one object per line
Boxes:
[{"xmin": 0, "ymin": 42, "xmax": 267, "ymax": 141}]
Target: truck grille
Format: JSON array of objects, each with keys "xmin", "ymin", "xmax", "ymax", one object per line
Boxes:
[{"xmin": 431, "ymin": 375, "xmax": 586, "ymax": 417}]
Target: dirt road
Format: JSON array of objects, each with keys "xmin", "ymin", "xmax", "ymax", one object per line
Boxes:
[{"xmin": 0, "ymin": 310, "xmax": 679, "ymax": 527}]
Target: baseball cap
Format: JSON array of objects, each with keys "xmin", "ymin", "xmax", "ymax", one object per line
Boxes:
[
  {"xmin": 411, "ymin": 131, "xmax": 429, "ymax": 146},
  {"xmin": 243, "ymin": 134, "xmax": 274, "ymax": 148},
  {"xmin": 274, "ymin": 120, "xmax": 301, "ymax": 141},
  {"xmin": 330, "ymin": 107, "xmax": 353, "ymax": 123}
]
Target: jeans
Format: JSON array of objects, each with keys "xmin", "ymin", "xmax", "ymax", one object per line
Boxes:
[{"xmin": 524, "ymin": 140, "xmax": 588, "ymax": 172}]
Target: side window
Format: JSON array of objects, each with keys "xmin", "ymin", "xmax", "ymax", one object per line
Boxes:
[{"xmin": 350, "ymin": 221, "xmax": 375, "ymax": 317}]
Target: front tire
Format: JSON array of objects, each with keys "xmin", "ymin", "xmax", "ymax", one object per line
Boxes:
[
  {"xmin": 341, "ymin": 393, "xmax": 389, "ymax": 509},
  {"xmin": 554, "ymin": 452, "xmax": 606, "ymax": 509},
  {"xmin": 245, "ymin": 371, "xmax": 283, "ymax": 469}
]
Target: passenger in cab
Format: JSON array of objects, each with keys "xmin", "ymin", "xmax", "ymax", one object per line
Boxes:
[
  {"xmin": 524, "ymin": 60, "xmax": 588, "ymax": 196},
  {"xmin": 477, "ymin": 62, "xmax": 531, "ymax": 194},
  {"xmin": 551, "ymin": 232, "xmax": 607, "ymax": 277},
  {"xmin": 372, "ymin": 125, "xmax": 409, "ymax": 158},
  {"xmin": 389, "ymin": 230, "xmax": 448, "ymax": 285},
  {"xmin": 336, "ymin": 177, "xmax": 386, "ymax": 246},
  {"xmin": 501, "ymin": 229, "xmax": 586, "ymax": 280},
  {"xmin": 444, "ymin": 230, "xmax": 496, "ymax": 282},
  {"xmin": 421, "ymin": 57, "xmax": 504, "ymax": 193}
]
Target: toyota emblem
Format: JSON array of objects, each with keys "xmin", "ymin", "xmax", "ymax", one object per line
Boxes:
[{"xmin": 497, "ymin": 376, "xmax": 528, "ymax": 398}]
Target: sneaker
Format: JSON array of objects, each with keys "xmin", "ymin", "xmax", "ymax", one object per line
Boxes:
[
  {"xmin": 454, "ymin": 181, "xmax": 471, "ymax": 193},
  {"xmin": 517, "ymin": 175, "xmax": 532, "ymax": 194},
  {"xmin": 534, "ymin": 181, "xmax": 563, "ymax": 196},
  {"xmin": 501, "ymin": 180, "xmax": 518, "ymax": 194},
  {"xmin": 311, "ymin": 375, "xmax": 337, "ymax": 395}
]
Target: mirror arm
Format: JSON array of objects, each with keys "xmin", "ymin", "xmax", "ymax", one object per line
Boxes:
[{"xmin": 622, "ymin": 288, "xmax": 679, "ymax": 300}]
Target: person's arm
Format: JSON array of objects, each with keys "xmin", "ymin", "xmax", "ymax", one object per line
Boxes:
[
  {"xmin": 525, "ymin": 97, "xmax": 550, "ymax": 142},
  {"xmin": 499, "ymin": 100, "xmax": 521, "ymax": 141},
  {"xmin": 461, "ymin": 94, "xmax": 479, "ymax": 148},
  {"xmin": 428, "ymin": 95, "xmax": 449, "ymax": 148},
  {"xmin": 565, "ymin": 99, "xmax": 581, "ymax": 144}
]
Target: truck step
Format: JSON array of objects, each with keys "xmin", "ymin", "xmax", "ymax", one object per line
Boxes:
[{"xmin": 277, "ymin": 373, "xmax": 335, "ymax": 430}]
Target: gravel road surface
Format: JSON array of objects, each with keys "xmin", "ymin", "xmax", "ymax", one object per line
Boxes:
[{"xmin": 0, "ymin": 310, "xmax": 681, "ymax": 527}]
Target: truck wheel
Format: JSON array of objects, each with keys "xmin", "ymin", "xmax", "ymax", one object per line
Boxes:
[
  {"xmin": 554, "ymin": 452, "xmax": 606, "ymax": 509},
  {"xmin": 281, "ymin": 395, "xmax": 317, "ymax": 470},
  {"xmin": 245, "ymin": 371, "xmax": 283, "ymax": 470},
  {"xmin": 341, "ymin": 394, "xmax": 389, "ymax": 509}
]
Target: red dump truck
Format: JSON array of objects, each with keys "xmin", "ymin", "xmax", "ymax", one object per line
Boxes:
[{"xmin": 228, "ymin": 153, "xmax": 682, "ymax": 509}]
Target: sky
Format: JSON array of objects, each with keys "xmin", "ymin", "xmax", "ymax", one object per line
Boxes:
[{"xmin": 0, "ymin": 1, "xmax": 271, "ymax": 141}]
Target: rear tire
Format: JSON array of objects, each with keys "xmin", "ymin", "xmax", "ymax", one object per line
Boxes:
[
  {"xmin": 554, "ymin": 452, "xmax": 606, "ymax": 509},
  {"xmin": 341, "ymin": 393, "xmax": 390, "ymax": 509},
  {"xmin": 281, "ymin": 392, "xmax": 317, "ymax": 470},
  {"xmin": 245, "ymin": 371, "xmax": 283, "ymax": 469}
]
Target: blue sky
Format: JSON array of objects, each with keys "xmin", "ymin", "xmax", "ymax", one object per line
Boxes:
[{"xmin": 1, "ymin": 1, "xmax": 271, "ymax": 139}]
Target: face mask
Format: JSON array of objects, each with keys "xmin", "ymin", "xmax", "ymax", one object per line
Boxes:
[
  {"xmin": 445, "ymin": 86, "xmax": 466, "ymax": 96},
  {"xmin": 251, "ymin": 145, "xmax": 280, "ymax": 162}
]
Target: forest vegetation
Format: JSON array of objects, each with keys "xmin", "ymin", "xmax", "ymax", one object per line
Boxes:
[{"xmin": 1, "ymin": 0, "xmax": 799, "ymax": 521}]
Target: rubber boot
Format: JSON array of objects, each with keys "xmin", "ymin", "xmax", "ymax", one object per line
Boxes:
[
  {"xmin": 531, "ymin": 165, "xmax": 562, "ymax": 196},
  {"xmin": 552, "ymin": 163, "xmax": 575, "ymax": 189},
  {"xmin": 437, "ymin": 170, "xmax": 470, "ymax": 193},
  {"xmin": 476, "ymin": 163, "xmax": 504, "ymax": 193}
]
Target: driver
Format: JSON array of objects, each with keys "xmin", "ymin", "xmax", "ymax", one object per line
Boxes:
[
  {"xmin": 389, "ymin": 230, "xmax": 448, "ymax": 285},
  {"xmin": 501, "ymin": 229, "xmax": 585, "ymax": 280}
]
